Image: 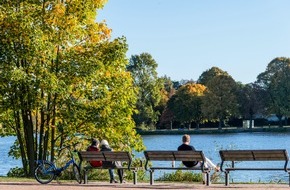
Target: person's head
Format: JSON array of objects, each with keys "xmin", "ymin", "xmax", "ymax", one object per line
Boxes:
[
  {"xmin": 91, "ymin": 138, "xmax": 100, "ymax": 146},
  {"xmin": 101, "ymin": 139, "xmax": 109, "ymax": 147},
  {"xmin": 182, "ymin": 134, "xmax": 190, "ymax": 144}
]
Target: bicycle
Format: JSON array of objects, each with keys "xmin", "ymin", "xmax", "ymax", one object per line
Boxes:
[{"xmin": 34, "ymin": 144, "xmax": 82, "ymax": 184}]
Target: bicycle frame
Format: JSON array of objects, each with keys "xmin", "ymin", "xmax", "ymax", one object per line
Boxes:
[
  {"xmin": 60, "ymin": 158, "xmax": 76, "ymax": 171},
  {"xmin": 35, "ymin": 158, "xmax": 77, "ymax": 174}
]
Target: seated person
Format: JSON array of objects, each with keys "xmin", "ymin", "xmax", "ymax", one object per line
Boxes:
[
  {"xmin": 177, "ymin": 134, "xmax": 219, "ymax": 183},
  {"xmin": 86, "ymin": 138, "xmax": 102, "ymax": 167},
  {"xmin": 100, "ymin": 139, "xmax": 124, "ymax": 183}
]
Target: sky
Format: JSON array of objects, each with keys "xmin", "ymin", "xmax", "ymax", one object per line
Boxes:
[{"xmin": 97, "ymin": 0, "xmax": 290, "ymax": 84}]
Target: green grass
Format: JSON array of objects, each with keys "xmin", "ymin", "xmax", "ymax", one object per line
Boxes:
[{"xmin": 0, "ymin": 176, "xmax": 35, "ymax": 182}]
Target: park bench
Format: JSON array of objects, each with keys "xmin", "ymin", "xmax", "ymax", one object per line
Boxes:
[
  {"xmin": 144, "ymin": 150, "xmax": 211, "ymax": 186},
  {"xmin": 78, "ymin": 151, "xmax": 139, "ymax": 184},
  {"xmin": 219, "ymin": 149, "xmax": 290, "ymax": 186}
]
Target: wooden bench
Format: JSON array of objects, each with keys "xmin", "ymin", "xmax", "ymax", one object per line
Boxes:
[
  {"xmin": 78, "ymin": 151, "xmax": 139, "ymax": 184},
  {"xmin": 219, "ymin": 149, "xmax": 290, "ymax": 186},
  {"xmin": 144, "ymin": 150, "xmax": 211, "ymax": 186}
]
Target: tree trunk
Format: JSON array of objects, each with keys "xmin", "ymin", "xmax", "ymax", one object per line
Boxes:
[
  {"xmin": 14, "ymin": 111, "xmax": 28, "ymax": 176},
  {"xmin": 22, "ymin": 109, "xmax": 35, "ymax": 177},
  {"xmin": 249, "ymin": 108, "xmax": 254, "ymax": 130},
  {"xmin": 38, "ymin": 90, "xmax": 45, "ymax": 160},
  {"xmin": 218, "ymin": 119, "xmax": 222, "ymax": 130},
  {"xmin": 196, "ymin": 123, "xmax": 200, "ymax": 130},
  {"xmin": 50, "ymin": 94, "xmax": 58, "ymax": 162}
]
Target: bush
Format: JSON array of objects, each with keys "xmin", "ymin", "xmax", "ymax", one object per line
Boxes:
[
  {"xmin": 7, "ymin": 167, "xmax": 25, "ymax": 177},
  {"xmin": 157, "ymin": 170, "xmax": 202, "ymax": 182}
]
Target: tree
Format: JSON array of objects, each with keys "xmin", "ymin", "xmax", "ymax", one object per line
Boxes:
[
  {"xmin": 256, "ymin": 57, "xmax": 290, "ymax": 127},
  {"xmin": 0, "ymin": 0, "xmax": 144, "ymax": 177},
  {"xmin": 156, "ymin": 76, "xmax": 175, "ymax": 129},
  {"xmin": 167, "ymin": 83, "xmax": 206, "ymax": 130},
  {"xmin": 202, "ymin": 75, "xmax": 239, "ymax": 129},
  {"xmin": 236, "ymin": 83, "xmax": 268, "ymax": 129},
  {"xmin": 127, "ymin": 53, "xmax": 162, "ymax": 129},
  {"xmin": 197, "ymin": 66, "xmax": 229, "ymax": 86}
]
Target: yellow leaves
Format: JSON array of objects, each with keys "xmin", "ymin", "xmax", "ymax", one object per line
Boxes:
[
  {"xmin": 99, "ymin": 22, "xmax": 112, "ymax": 38},
  {"xmin": 179, "ymin": 83, "xmax": 206, "ymax": 96},
  {"xmin": 86, "ymin": 22, "xmax": 111, "ymax": 43},
  {"xmin": 105, "ymin": 71, "xmax": 111, "ymax": 77},
  {"xmin": 45, "ymin": 3, "xmax": 66, "ymax": 26},
  {"xmin": 65, "ymin": 15, "xmax": 78, "ymax": 29},
  {"xmin": 73, "ymin": 45, "xmax": 86, "ymax": 53},
  {"xmin": 54, "ymin": 3, "xmax": 66, "ymax": 16},
  {"xmin": 93, "ymin": 0, "xmax": 108, "ymax": 9}
]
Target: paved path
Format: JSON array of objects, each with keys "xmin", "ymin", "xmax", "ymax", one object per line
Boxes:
[{"xmin": 0, "ymin": 182, "xmax": 289, "ymax": 190}]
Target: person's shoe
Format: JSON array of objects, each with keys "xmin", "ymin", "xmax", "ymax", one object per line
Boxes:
[
  {"xmin": 215, "ymin": 166, "xmax": 220, "ymax": 172},
  {"xmin": 110, "ymin": 179, "xmax": 118, "ymax": 183},
  {"xmin": 214, "ymin": 164, "xmax": 221, "ymax": 172}
]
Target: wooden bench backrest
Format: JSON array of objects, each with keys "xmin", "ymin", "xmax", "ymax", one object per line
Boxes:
[
  {"xmin": 144, "ymin": 151, "xmax": 207, "ymax": 171},
  {"xmin": 219, "ymin": 149, "xmax": 289, "ymax": 161},
  {"xmin": 144, "ymin": 150, "xmax": 205, "ymax": 161},
  {"xmin": 79, "ymin": 151, "xmax": 132, "ymax": 162}
]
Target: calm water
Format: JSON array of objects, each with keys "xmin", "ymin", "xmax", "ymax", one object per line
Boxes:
[
  {"xmin": 0, "ymin": 136, "xmax": 22, "ymax": 176},
  {"xmin": 141, "ymin": 132, "xmax": 290, "ymax": 183},
  {"xmin": 1, "ymin": 132, "xmax": 290, "ymax": 183}
]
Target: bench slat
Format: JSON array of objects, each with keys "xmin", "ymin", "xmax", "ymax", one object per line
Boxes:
[
  {"xmin": 103, "ymin": 152, "xmax": 132, "ymax": 161},
  {"xmin": 144, "ymin": 151, "xmax": 204, "ymax": 161},
  {"xmin": 78, "ymin": 152, "xmax": 105, "ymax": 161},
  {"xmin": 225, "ymin": 168, "xmax": 287, "ymax": 171},
  {"xmin": 220, "ymin": 149, "xmax": 288, "ymax": 161},
  {"xmin": 151, "ymin": 167, "xmax": 203, "ymax": 170},
  {"xmin": 79, "ymin": 151, "xmax": 132, "ymax": 162}
]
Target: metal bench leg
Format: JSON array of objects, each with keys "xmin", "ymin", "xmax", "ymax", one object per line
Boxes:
[
  {"xmin": 288, "ymin": 172, "xmax": 290, "ymax": 187},
  {"xmin": 84, "ymin": 170, "xmax": 88, "ymax": 184},
  {"xmin": 225, "ymin": 171, "xmax": 229, "ymax": 186},
  {"xmin": 133, "ymin": 170, "xmax": 137, "ymax": 185},
  {"xmin": 205, "ymin": 172, "xmax": 210, "ymax": 186},
  {"xmin": 150, "ymin": 170, "xmax": 154, "ymax": 185}
]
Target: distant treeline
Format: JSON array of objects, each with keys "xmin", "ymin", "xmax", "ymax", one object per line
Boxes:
[{"xmin": 128, "ymin": 53, "xmax": 290, "ymax": 130}]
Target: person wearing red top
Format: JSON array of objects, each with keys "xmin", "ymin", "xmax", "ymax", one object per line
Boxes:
[{"xmin": 86, "ymin": 138, "xmax": 102, "ymax": 167}]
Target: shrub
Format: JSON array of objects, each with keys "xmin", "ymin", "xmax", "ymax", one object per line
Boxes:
[
  {"xmin": 7, "ymin": 167, "xmax": 25, "ymax": 177},
  {"xmin": 157, "ymin": 170, "xmax": 202, "ymax": 182}
]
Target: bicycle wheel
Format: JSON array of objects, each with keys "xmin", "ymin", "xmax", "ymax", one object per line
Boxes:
[
  {"xmin": 73, "ymin": 163, "xmax": 82, "ymax": 184},
  {"xmin": 34, "ymin": 161, "xmax": 56, "ymax": 184}
]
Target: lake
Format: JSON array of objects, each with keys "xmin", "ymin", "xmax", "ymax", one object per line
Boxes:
[{"xmin": 1, "ymin": 132, "xmax": 290, "ymax": 183}]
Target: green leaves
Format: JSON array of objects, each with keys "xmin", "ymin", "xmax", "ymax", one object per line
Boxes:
[
  {"xmin": 202, "ymin": 74, "xmax": 238, "ymax": 125},
  {"xmin": 128, "ymin": 53, "xmax": 162, "ymax": 128},
  {"xmin": 0, "ymin": 0, "xmax": 144, "ymax": 176},
  {"xmin": 167, "ymin": 83, "xmax": 206, "ymax": 129},
  {"xmin": 257, "ymin": 57, "xmax": 290, "ymax": 126}
]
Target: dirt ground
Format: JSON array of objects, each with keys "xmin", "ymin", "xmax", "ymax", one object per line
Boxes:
[{"xmin": 0, "ymin": 181, "xmax": 289, "ymax": 190}]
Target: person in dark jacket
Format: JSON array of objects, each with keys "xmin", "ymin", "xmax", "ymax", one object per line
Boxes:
[
  {"xmin": 100, "ymin": 139, "xmax": 124, "ymax": 183},
  {"xmin": 177, "ymin": 134, "xmax": 219, "ymax": 183}
]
